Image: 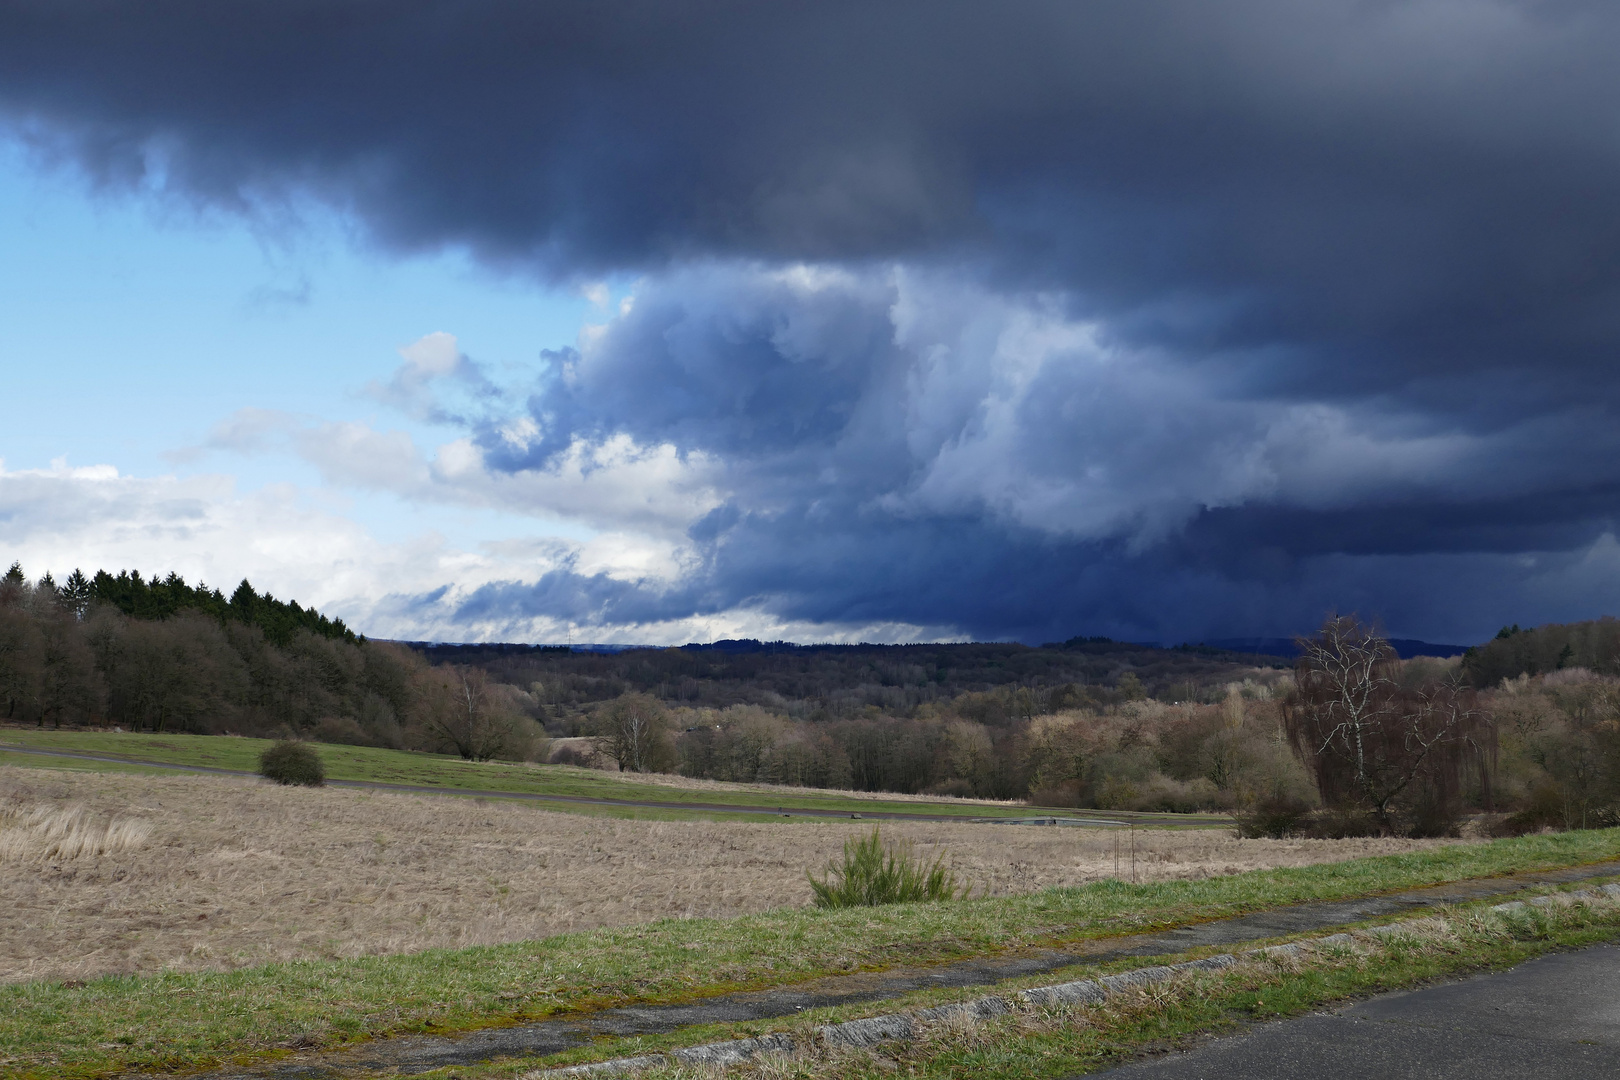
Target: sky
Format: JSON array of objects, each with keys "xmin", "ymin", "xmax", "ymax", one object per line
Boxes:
[{"xmin": 3, "ymin": 0, "xmax": 1620, "ymax": 647}]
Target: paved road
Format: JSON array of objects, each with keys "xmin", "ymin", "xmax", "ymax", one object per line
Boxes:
[{"xmin": 1098, "ymin": 942, "xmax": 1620, "ymax": 1079}]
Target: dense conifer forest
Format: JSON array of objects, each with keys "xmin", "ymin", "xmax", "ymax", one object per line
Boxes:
[
  {"xmin": 86, "ymin": 569, "xmax": 358, "ymax": 645},
  {"xmin": 0, "ymin": 563, "xmax": 404, "ymax": 739}
]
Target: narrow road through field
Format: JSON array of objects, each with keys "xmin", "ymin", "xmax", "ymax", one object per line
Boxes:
[
  {"xmin": 1095, "ymin": 941, "xmax": 1620, "ymax": 1078},
  {"xmin": 0, "ymin": 742, "xmax": 1214, "ymax": 825},
  {"xmin": 160, "ymin": 859, "xmax": 1620, "ymax": 1080}
]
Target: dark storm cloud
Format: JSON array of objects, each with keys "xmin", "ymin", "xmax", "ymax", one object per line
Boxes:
[
  {"xmin": 9, "ymin": 1, "xmax": 1620, "ymax": 332},
  {"xmin": 438, "ymin": 263, "xmax": 1620, "ymax": 644},
  {"xmin": 8, "ymin": 0, "xmax": 1620, "ymax": 641}
]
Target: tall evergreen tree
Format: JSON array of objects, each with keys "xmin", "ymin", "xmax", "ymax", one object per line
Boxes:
[
  {"xmin": 61, "ymin": 569, "xmax": 93, "ymax": 619},
  {"xmin": 1, "ymin": 562, "xmax": 24, "ymax": 605}
]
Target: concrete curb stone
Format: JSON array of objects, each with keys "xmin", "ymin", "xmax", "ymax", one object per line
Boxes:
[
  {"xmin": 816, "ymin": 1014, "xmax": 915, "ymax": 1048},
  {"xmin": 915, "ymin": 996, "xmax": 1013, "ymax": 1022},
  {"xmin": 671, "ymin": 1033, "xmax": 795, "ymax": 1067},
  {"xmin": 548, "ymin": 1054, "xmax": 667, "ymax": 1077}
]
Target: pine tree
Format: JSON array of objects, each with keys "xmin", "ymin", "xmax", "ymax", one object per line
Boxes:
[
  {"xmin": 61, "ymin": 569, "xmax": 93, "ymax": 620},
  {"xmin": 0, "ymin": 568, "xmax": 21, "ymax": 613}
]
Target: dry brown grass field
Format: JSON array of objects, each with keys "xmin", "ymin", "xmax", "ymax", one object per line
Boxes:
[{"xmin": 0, "ymin": 765, "xmax": 1471, "ymax": 985}]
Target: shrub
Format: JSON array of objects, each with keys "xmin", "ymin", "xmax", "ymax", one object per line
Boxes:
[
  {"xmin": 311, "ymin": 716, "xmax": 375, "ymax": 747},
  {"xmin": 1234, "ymin": 792, "xmax": 1314, "ymax": 838},
  {"xmin": 549, "ymin": 740, "xmax": 603, "ymax": 768},
  {"xmin": 807, "ymin": 828, "xmax": 968, "ymax": 908},
  {"xmin": 1302, "ymin": 806, "xmax": 1383, "ymax": 838},
  {"xmin": 258, "ymin": 740, "xmax": 325, "ymax": 786}
]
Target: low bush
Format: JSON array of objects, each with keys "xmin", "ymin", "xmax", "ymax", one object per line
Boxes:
[
  {"xmin": 311, "ymin": 716, "xmax": 376, "ymax": 747},
  {"xmin": 807, "ymin": 827, "xmax": 968, "ymax": 908},
  {"xmin": 549, "ymin": 742, "xmax": 602, "ymax": 768},
  {"xmin": 1302, "ymin": 806, "xmax": 1385, "ymax": 838},
  {"xmin": 1235, "ymin": 798, "xmax": 1392, "ymax": 839},
  {"xmin": 1234, "ymin": 792, "xmax": 1315, "ymax": 838},
  {"xmin": 258, "ymin": 741, "xmax": 325, "ymax": 786}
]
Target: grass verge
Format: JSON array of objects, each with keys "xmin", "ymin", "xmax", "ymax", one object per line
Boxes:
[
  {"xmin": 2, "ymin": 829, "xmax": 1618, "ymax": 1079},
  {"xmin": 518, "ymin": 884, "xmax": 1620, "ymax": 1080}
]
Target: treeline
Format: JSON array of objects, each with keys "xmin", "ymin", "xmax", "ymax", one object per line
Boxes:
[
  {"xmin": 0, "ymin": 563, "xmax": 544, "ymax": 760},
  {"xmin": 502, "ymin": 637, "xmax": 1299, "ymax": 806},
  {"xmin": 566, "ymin": 674, "xmax": 1299, "ymax": 808},
  {"xmin": 1446, "ymin": 617, "xmax": 1620, "ymax": 832},
  {"xmin": 427, "ymin": 636, "xmax": 1287, "ymax": 722},
  {"xmin": 1461, "ymin": 618, "xmax": 1620, "ymax": 686},
  {"xmin": 572, "ymin": 616, "xmax": 1620, "ymax": 837},
  {"xmin": 670, "ymin": 692, "xmax": 1303, "ymax": 808},
  {"xmin": 1478, "ymin": 667, "xmax": 1620, "ymax": 833}
]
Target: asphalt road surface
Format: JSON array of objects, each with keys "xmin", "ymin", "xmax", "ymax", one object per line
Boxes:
[{"xmin": 1097, "ymin": 941, "xmax": 1620, "ymax": 1079}]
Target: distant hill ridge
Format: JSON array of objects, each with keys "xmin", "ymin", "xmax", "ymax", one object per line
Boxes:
[
  {"xmin": 1201, "ymin": 637, "xmax": 1469, "ymax": 660},
  {"xmin": 411, "ymin": 635, "xmax": 1466, "ymax": 660},
  {"xmin": 412, "ymin": 636, "xmax": 1278, "ymax": 657}
]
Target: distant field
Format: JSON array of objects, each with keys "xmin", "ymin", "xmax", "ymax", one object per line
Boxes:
[
  {"xmin": 0, "ymin": 765, "xmax": 1456, "ymax": 984},
  {"xmin": 0, "ymin": 727, "xmax": 1223, "ymax": 824}
]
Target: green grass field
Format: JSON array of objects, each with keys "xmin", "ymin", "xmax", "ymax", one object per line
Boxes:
[
  {"xmin": 2, "ymin": 828, "xmax": 1617, "ymax": 1079},
  {"xmin": 0, "ymin": 727, "xmax": 1220, "ymax": 824}
]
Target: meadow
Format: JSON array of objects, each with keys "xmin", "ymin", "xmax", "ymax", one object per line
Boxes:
[
  {"xmin": 0, "ymin": 728, "xmax": 1212, "ymax": 823},
  {"xmin": 2, "ymin": 765, "xmax": 1455, "ymax": 985}
]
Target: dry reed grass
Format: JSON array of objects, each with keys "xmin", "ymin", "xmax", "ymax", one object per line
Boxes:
[
  {"xmin": 0, "ymin": 803, "xmax": 153, "ymax": 863},
  {"xmin": 0, "ymin": 765, "xmax": 1473, "ymax": 985}
]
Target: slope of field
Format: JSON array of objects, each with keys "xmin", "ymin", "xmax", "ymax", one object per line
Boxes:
[
  {"xmin": 0, "ymin": 728, "xmax": 1222, "ymax": 823},
  {"xmin": 0, "ymin": 766, "xmax": 1452, "ymax": 984}
]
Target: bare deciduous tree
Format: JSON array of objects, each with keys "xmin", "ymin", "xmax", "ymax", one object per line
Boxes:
[
  {"xmin": 942, "ymin": 719, "xmax": 994, "ymax": 792},
  {"xmin": 414, "ymin": 664, "xmax": 526, "ymax": 760},
  {"xmin": 1289, "ymin": 617, "xmax": 1395, "ymax": 803},
  {"xmin": 1284, "ymin": 615, "xmax": 1493, "ymax": 833},
  {"xmin": 589, "ymin": 692, "xmax": 675, "ymax": 773},
  {"xmin": 33, "ymin": 610, "xmax": 97, "ymax": 728}
]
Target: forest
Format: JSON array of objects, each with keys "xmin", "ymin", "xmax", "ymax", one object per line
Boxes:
[
  {"xmin": 0, "ymin": 563, "xmax": 540, "ymax": 758},
  {"xmin": 2, "ymin": 559, "xmax": 1618, "ymax": 836}
]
